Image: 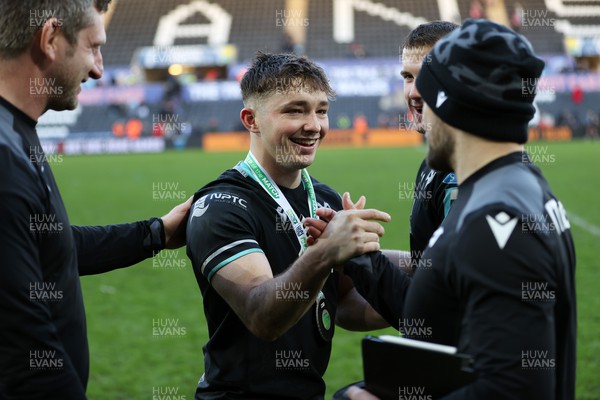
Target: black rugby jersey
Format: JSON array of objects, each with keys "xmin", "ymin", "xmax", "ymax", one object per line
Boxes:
[
  {"xmin": 409, "ymin": 159, "xmax": 457, "ymax": 263},
  {"xmin": 187, "ymin": 167, "xmax": 343, "ymax": 400}
]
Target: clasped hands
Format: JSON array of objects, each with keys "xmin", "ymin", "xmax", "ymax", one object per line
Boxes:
[{"xmin": 303, "ymin": 193, "xmax": 390, "ymax": 266}]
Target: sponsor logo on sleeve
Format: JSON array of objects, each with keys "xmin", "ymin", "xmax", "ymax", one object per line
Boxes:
[{"xmin": 192, "ymin": 192, "xmax": 248, "ymax": 219}]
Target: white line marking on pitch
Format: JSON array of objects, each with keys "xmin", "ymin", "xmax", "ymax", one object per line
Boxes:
[{"xmin": 568, "ymin": 211, "xmax": 600, "ymax": 237}]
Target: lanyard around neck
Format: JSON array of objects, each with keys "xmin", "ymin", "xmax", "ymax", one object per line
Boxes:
[{"xmin": 240, "ymin": 151, "xmax": 317, "ymax": 255}]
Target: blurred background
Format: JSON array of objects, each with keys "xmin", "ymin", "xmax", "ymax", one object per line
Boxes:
[{"xmin": 39, "ymin": 0, "xmax": 600, "ymax": 156}]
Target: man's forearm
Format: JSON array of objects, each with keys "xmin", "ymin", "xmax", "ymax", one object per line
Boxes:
[
  {"xmin": 74, "ymin": 219, "xmax": 163, "ymax": 276},
  {"xmin": 217, "ymin": 208, "xmax": 389, "ymax": 341},
  {"xmin": 336, "ymin": 287, "xmax": 389, "ymax": 331},
  {"xmin": 241, "ymin": 245, "xmax": 333, "ymax": 341},
  {"xmin": 344, "ymin": 251, "xmax": 412, "ymax": 329}
]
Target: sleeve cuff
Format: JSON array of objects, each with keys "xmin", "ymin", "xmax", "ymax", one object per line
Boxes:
[{"xmin": 143, "ymin": 217, "xmax": 165, "ymax": 253}]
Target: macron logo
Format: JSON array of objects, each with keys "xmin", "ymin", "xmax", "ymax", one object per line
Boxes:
[
  {"xmin": 485, "ymin": 212, "xmax": 518, "ymax": 250},
  {"xmin": 436, "ymin": 90, "xmax": 448, "ymax": 108}
]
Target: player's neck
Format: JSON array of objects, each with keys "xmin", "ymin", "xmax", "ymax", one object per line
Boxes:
[
  {"xmin": 249, "ymin": 147, "xmax": 302, "ymax": 189},
  {"xmin": 264, "ymin": 161, "xmax": 302, "ymax": 189},
  {"xmin": 454, "ymin": 133, "xmax": 523, "ymax": 184},
  {"xmin": 0, "ymin": 59, "xmax": 47, "ymax": 122}
]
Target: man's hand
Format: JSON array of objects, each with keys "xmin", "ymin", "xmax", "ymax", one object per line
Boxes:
[
  {"xmin": 304, "ymin": 192, "xmax": 366, "ymax": 245},
  {"xmin": 346, "ymin": 386, "xmax": 380, "ymax": 400},
  {"xmin": 312, "ymin": 208, "xmax": 390, "ymax": 266},
  {"xmin": 344, "ymin": 192, "xmax": 366, "ymax": 210},
  {"xmin": 161, "ymin": 196, "xmax": 193, "ymax": 249}
]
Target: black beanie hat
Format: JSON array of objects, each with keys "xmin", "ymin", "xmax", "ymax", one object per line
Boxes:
[{"xmin": 416, "ymin": 19, "xmax": 545, "ymax": 144}]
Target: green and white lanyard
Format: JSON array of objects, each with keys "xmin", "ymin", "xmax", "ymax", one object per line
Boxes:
[
  {"xmin": 236, "ymin": 151, "xmax": 334, "ymax": 341},
  {"xmin": 240, "ymin": 151, "xmax": 317, "ymax": 256}
]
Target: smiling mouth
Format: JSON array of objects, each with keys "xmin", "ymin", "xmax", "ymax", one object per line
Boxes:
[
  {"xmin": 413, "ymin": 105, "xmax": 423, "ymax": 117},
  {"xmin": 290, "ymin": 138, "xmax": 319, "ymax": 147}
]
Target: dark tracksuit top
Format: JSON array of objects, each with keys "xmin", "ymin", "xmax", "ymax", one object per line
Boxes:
[
  {"xmin": 345, "ymin": 152, "xmax": 576, "ymax": 399},
  {"xmin": 0, "ymin": 97, "xmax": 165, "ymax": 399}
]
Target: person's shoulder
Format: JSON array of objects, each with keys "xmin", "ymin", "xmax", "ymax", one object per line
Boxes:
[
  {"xmin": 0, "ymin": 110, "xmax": 25, "ymax": 159},
  {"xmin": 0, "ymin": 102, "xmax": 41, "ymax": 174},
  {"xmin": 190, "ymin": 169, "xmax": 258, "ymax": 216},
  {"xmin": 471, "ymin": 162, "xmax": 542, "ymax": 212},
  {"xmin": 194, "ymin": 169, "xmax": 257, "ymax": 199},
  {"xmin": 0, "ymin": 137, "xmax": 36, "ymax": 190},
  {"xmin": 430, "ymin": 204, "xmax": 520, "ymax": 273}
]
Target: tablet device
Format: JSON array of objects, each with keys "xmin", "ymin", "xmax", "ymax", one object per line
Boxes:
[{"xmin": 362, "ymin": 335, "xmax": 477, "ymax": 399}]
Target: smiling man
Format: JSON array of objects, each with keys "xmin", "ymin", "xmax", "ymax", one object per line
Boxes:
[
  {"xmin": 400, "ymin": 21, "xmax": 459, "ymax": 265},
  {"xmin": 186, "ymin": 52, "xmax": 391, "ymax": 399}
]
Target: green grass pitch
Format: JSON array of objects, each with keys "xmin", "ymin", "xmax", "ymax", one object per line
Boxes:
[{"xmin": 50, "ymin": 141, "xmax": 599, "ymax": 399}]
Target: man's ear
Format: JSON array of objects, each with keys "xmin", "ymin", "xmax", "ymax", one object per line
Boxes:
[
  {"xmin": 38, "ymin": 17, "xmax": 64, "ymax": 62},
  {"xmin": 240, "ymin": 107, "xmax": 260, "ymax": 134}
]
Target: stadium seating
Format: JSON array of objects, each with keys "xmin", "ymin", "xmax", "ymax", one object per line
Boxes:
[
  {"xmin": 45, "ymin": 0, "xmax": 598, "ymax": 142},
  {"xmin": 305, "ymin": 1, "xmax": 434, "ymax": 59},
  {"xmin": 104, "ymin": 0, "xmax": 288, "ymax": 66},
  {"xmin": 104, "ymin": 0, "xmax": 600, "ymax": 65},
  {"xmin": 509, "ymin": 0, "xmax": 565, "ymax": 53}
]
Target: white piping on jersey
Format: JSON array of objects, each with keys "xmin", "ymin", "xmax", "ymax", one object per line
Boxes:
[{"xmin": 202, "ymin": 239, "xmax": 259, "ymax": 275}]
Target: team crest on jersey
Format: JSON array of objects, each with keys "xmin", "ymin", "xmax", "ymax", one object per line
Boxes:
[{"xmin": 192, "ymin": 195, "xmax": 210, "ymax": 219}]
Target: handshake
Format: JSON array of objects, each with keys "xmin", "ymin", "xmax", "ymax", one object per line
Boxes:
[{"xmin": 303, "ymin": 192, "xmax": 390, "ymax": 268}]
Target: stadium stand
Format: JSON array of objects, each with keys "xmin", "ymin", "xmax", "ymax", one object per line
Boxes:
[
  {"xmin": 38, "ymin": 0, "xmax": 600, "ymax": 151},
  {"xmin": 103, "ymin": 0, "xmax": 600, "ymax": 63},
  {"xmin": 305, "ymin": 1, "xmax": 435, "ymax": 59},
  {"xmin": 104, "ymin": 0, "xmax": 287, "ymax": 66},
  {"xmin": 508, "ymin": 0, "xmax": 565, "ymax": 53}
]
